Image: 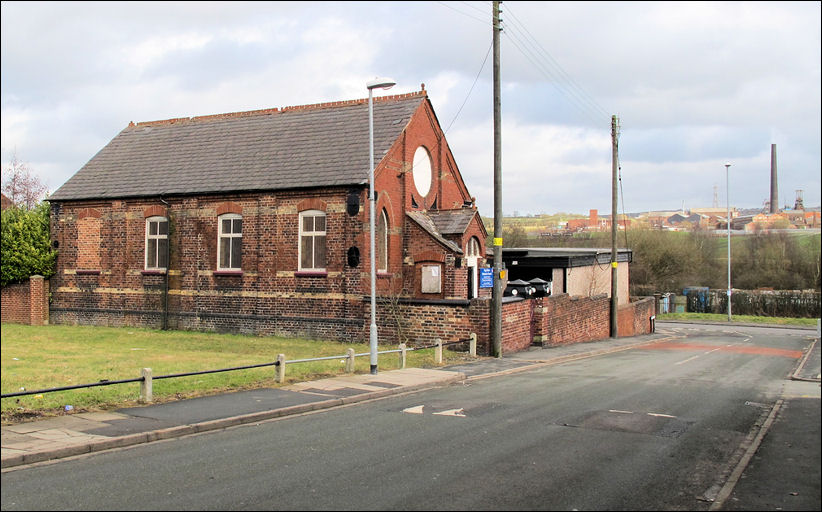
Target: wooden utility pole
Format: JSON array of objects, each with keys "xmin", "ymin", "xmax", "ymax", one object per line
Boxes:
[
  {"xmin": 610, "ymin": 115, "xmax": 619, "ymax": 338},
  {"xmin": 491, "ymin": 1, "xmax": 503, "ymax": 357}
]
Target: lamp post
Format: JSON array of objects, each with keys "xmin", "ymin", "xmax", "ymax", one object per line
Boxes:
[
  {"xmin": 367, "ymin": 77, "xmax": 396, "ymax": 374},
  {"xmin": 725, "ymin": 162, "xmax": 732, "ymax": 322}
]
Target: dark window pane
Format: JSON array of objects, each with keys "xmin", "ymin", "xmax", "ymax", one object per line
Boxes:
[
  {"xmin": 301, "ymin": 236, "xmax": 313, "ymax": 269},
  {"xmin": 147, "ymin": 239, "xmax": 157, "ymax": 267},
  {"xmin": 149, "ymin": 222, "xmax": 157, "ymax": 236},
  {"xmin": 222, "ymin": 219, "xmax": 231, "ymax": 233},
  {"xmin": 233, "ymin": 218, "xmax": 242, "ymax": 234},
  {"xmin": 158, "ymin": 239, "xmax": 168, "ymax": 268},
  {"xmin": 220, "ymin": 238, "xmax": 231, "ymax": 268},
  {"xmin": 158, "ymin": 221, "xmax": 168, "ymax": 236},
  {"xmin": 314, "ymin": 235, "xmax": 326, "ymax": 269},
  {"xmin": 231, "ymin": 238, "xmax": 242, "ymax": 269},
  {"xmin": 303, "ymin": 216, "xmax": 313, "ymax": 232},
  {"xmin": 314, "ymin": 215, "xmax": 325, "ymax": 232}
]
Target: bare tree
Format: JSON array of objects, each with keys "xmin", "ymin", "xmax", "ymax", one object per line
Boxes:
[{"xmin": 2, "ymin": 152, "xmax": 48, "ymax": 209}]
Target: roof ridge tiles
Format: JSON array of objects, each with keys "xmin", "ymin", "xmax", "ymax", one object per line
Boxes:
[{"xmin": 129, "ymin": 89, "xmax": 426, "ymax": 128}]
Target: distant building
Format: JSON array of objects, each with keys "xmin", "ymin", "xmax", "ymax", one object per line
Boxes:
[{"xmin": 0, "ymin": 192, "xmax": 11, "ymax": 210}]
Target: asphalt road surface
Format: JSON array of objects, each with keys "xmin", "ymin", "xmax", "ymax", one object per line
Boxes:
[{"xmin": 1, "ymin": 323, "xmax": 818, "ymax": 510}]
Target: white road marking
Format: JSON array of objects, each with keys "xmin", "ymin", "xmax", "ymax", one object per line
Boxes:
[
  {"xmin": 675, "ymin": 355, "xmax": 701, "ymax": 365},
  {"xmin": 608, "ymin": 410, "xmax": 633, "ymax": 414},
  {"xmin": 402, "ymin": 405, "xmax": 425, "ymax": 414},
  {"xmin": 647, "ymin": 412, "xmax": 676, "ymax": 418},
  {"xmin": 433, "ymin": 408, "xmax": 466, "ymax": 417}
]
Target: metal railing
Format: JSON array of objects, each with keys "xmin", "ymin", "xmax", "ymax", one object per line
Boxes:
[{"xmin": 1, "ymin": 334, "xmax": 477, "ymax": 403}]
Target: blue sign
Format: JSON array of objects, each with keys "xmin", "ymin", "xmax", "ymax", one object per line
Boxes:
[{"xmin": 479, "ymin": 268, "xmax": 494, "ymax": 288}]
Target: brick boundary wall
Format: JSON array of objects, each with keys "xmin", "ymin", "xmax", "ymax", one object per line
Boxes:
[
  {"xmin": 45, "ymin": 289, "xmax": 655, "ymax": 355},
  {"xmin": 617, "ymin": 296, "xmax": 656, "ymax": 337},
  {"xmin": 1, "ymin": 275, "xmax": 49, "ymax": 326},
  {"xmin": 534, "ymin": 293, "xmax": 611, "ymax": 347},
  {"xmin": 375, "ymin": 294, "xmax": 654, "ymax": 356}
]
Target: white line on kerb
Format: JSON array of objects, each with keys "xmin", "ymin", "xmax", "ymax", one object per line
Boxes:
[
  {"xmin": 608, "ymin": 410, "xmax": 633, "ymax": 414},
  {"xmin": 647, "ymin": 412, "xmax": 676, "ymax": 418}
]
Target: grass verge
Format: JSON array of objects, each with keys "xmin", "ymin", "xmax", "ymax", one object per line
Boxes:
[
  {"xmin": 1, "ymin": 323, "xmax": 480, "ymax": 424},
  {"xmin": 657, "ymin": 312, "xmax": 818, "ymax": 326}
]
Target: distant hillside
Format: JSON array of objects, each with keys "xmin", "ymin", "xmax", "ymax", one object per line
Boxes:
[{"xmin": 481, "ymin": 213, "xmax": 587, "ymax": 237}]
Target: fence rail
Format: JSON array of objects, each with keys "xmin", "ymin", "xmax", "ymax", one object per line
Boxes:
[{"xmin": 1, "ymin": 335, "xmax": 477, "ymax": 402}]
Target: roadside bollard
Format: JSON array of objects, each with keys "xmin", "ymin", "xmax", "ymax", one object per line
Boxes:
[
  {"xmin": 435, "ymin": 338, "xmax": 443, "ymax": 365},
  {"xmin": 346, "ymin": 348, "xmax": 355, "ymax": 373},
  {"xmin": 140, "ymin": 368, "xmax": 153, "ymax": 403},
  {"xmin": 469, "ymin": 333, "xmax": 477, "ymax": 357},
  {"xmin": 399, "ymin": 343, "xmax": 407, "ymax": 369},
  {"xmin": 275, "ymin": 354, "xmax": 285, "ymax": 383}
]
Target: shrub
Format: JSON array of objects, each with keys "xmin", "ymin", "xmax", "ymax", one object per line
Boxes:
[{"xmin": 1, "ymin": 202, "xmax": 57, "ymax": 286}]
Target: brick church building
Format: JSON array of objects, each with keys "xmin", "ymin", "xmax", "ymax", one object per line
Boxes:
[{"xmin": 47, "ymin": 87, "xmax": 490, "ymax": 345}]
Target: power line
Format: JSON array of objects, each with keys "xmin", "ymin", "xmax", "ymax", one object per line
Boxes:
[
  {"xmin": 504, "ymin": 4, "xmax": 610, "ymax": 119},
  {"xmin": 444, "ymin": 38, "xmax": 494, "ymax": 134},
  {"xmin": 435, "ymin": 1, "xmax": 488, "ymax": 25},
  {"xmin": 501, "ymin": 28, "xmax": 605, "ymax": 126},
  {"xmin": 501, "ymin": 3, "xmax": 611, "ymax": 124}
]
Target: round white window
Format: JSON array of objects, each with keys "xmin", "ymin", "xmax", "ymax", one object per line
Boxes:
[{"xmin": 412, "ymin": 146, "xmax": 432, "ymax": 197}]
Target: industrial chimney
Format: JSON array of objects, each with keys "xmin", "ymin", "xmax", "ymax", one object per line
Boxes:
[{"xmin": 770, "ymin": 144, "xmax": 778, "ymax": 214}]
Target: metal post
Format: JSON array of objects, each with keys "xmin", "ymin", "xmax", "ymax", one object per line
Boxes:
[
  {"xmin": 399, "ymin": 343, "xmax": 407, "ymax": 369},
  {"xmin": 469, "ymin": 332, "xmax": 477, "ymax": 357},
  {"xmin": 368, "ymin": 87, "xmax": 379, "ymax": 375},
  {"xmin": 435, "ymin": 338, "xmax": 443, "ymax": 365},
  {"xmin": 726, "ymin": 162, "xmax": 732, "ymax": 322}
]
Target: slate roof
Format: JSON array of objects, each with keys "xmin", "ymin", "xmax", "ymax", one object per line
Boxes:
[
  {"xmin": 406, "ymin": 209, "xmax": 479, "ymax": 254},
  {"xmin": 50, "ymin": 92, "xmax": 426, "ymax": 201},
  {"xmin": 426, "ymin": 209, "xmax": 478, "ymax": 236}
]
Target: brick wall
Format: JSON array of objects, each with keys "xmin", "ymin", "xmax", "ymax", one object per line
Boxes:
[
  {"xmin": 617, "ymin": 296, "xmax": 656, "ymax": 336},
  {"xmin": 371, "ymin": 297, "xmax": 527, "ymax": 356},
  {"xmin": 501, "ymin": 299, "xmax": 533, "ymax": 353},
  {"xmin": 534, "ymin": 293, "xmax": 611, "ymax": 347},
  {"xmin": 1, "ymin": 275, "xmax": 49, "ymax": 325}
]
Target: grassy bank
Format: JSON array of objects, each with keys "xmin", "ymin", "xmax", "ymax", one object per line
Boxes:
[
  {"xmin": 1, "ymin": 324, "xmax": 477, "ymax": 423},
  {"xmin": 657, "ymin": 312, "xmax": 818, "ymax": 326}
]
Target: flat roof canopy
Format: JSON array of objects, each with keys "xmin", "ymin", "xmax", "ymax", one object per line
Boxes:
[{"xmin": 502, "ymin": 247, "xmax": 632, "ymax": 269}]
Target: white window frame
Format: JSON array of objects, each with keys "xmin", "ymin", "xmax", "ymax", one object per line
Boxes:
[
  {"xmin": 217, "ymin": 213, "xmax": 242, "ymax": 271},
  {"xmin": 145, "ymin": 216, "xmax": 169, "ymax": 271},
  {"xmin": 299, "ymin": 210, "xmax": 327, "ymax": 271},
  {"xmin": 377, "ymin": 209, "xmax": 388, "ymax": 273},
  {"xmin": 466, "ymin": 237, "xmax": 481, "ymax": 299}
]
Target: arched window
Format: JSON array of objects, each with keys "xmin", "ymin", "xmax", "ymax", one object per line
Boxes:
[
  {"xmin": 145, "ymin": 216, "xmax": 168, "ymax": 270},
  {"xmin": 218, "ymin": 213, "xmax": 242, "ymax": 270},
  {"xmin": 466, "ymin": 237, "xmax": 481, "ymax": 299},
  {"xmin": 377, "ymin": 209, "xmax": 388, "ymax": 272},
  {"xmin": 299, "ymin": 210, "xmax": 326, "ymax": 271},
  {"xmin": 467, "ymin": 237, "xmax": 480, "ymax": 258}
]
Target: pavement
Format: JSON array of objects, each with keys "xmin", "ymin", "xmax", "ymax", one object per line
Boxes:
[{"xmin": 2, "ymin": 322, "xmax": 819, "ymax": 473}]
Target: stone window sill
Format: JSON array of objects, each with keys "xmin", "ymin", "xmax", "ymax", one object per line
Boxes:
[{"xmin": 214, "ymin": 270, "xmax": 244, "ymax": 277}]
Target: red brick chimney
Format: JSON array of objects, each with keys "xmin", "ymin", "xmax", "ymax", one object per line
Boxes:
[{"xmin": 589, "ymin": 209, "xmax": 598, "ymax": 227}]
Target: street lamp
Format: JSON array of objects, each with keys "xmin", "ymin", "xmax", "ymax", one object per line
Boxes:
[
  {"xmin": 367, "ymin": 77, "xmax": 396, "ymax": 374},
  {"xmin": 725, "ymin": 162, "xmax": 732, "ymax": 322}
]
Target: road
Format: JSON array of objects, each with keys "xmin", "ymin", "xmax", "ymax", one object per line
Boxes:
[{"xmin": 1, "ymin": 323, "xmax": 818, "ymax": 510}]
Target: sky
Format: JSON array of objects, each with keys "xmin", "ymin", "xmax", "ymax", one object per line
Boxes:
[{"xmin": 2, "ymin": 1, "xmax": 820, "ymax": 218}]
